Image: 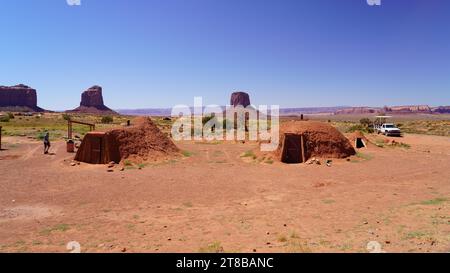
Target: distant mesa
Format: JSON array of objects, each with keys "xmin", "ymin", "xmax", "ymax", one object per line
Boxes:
[
  {"xmin": 334, "ymin": 107, "xmax": 378, "ymax": 115},
  {"xmin": 383, "ymin": 105, "xmax": 432, "ymax": 114},
  {"xmin": 333, "ymin": 105, "xmax": 447, "ymax": 115},
  {"xmin": 230, "ymin": 92, "xmax": 251, "ymax": 108},
  {"xmin": 432, "ymin": 106, "xmax": 450, "ymax": 114},
  {"xmin": 68, "ymin": 85, "xmax": 117, "ymax": 115},
  {"xmin": 0, "ymin": 84, "xmax": 45, "ymax": 112}
]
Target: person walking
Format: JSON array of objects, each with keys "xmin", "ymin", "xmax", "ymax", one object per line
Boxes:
[{"xmin": 44, "ymin": 132, "xmax": 51, "ymax": 154}]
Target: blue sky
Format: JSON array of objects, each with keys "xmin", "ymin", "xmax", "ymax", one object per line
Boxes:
[{"xmin": 1, "ymin": 0, "xmax": 449, "ymax": 110}]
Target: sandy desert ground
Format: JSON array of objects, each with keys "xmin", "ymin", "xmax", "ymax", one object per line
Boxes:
[{"xmin": 0, "ymin": 133, "xmax": 449, "ymax": 253}]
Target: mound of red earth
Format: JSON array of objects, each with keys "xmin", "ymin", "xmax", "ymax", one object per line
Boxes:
[
  {"xmin": 75, "ymin": 117, "xmax": 179, "ymax": 164},
  {"xmin": 0, "ymin": 84, "xmax": 44, "ymax": 112},
  {"xmin": 68, "ymin": 85, "xmax": 117, "ymax": 115},
  {"xmin": 347, "ymin": 130, "xmax": 370, "ymax": 148},
  {"xmin": 272, "ymin": 121, "xmax": 355, "ymax": 162}
]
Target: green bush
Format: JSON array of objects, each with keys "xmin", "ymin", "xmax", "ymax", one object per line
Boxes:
[
  {"xmin": 202, "ymin": 116, "xmax": 229, "ymax": 132},
  {"xmin": 101, "ymin": 116, "xmax": 113, "ymax": 124},
  {"xmin": 0, "ymin": 115, "xmax": 10, "ymax": 122},
  {"xmin": 360, "ymin": 118, "xmax": 371, "ymax": 127},
  {"xmin": 7, "ymin": 112, "xmax": 15, "ymax": 119},
  {"xmin": 62, "ymin": 113, "xmax": 71, "ymax": 121},
  {"xmin": 202, "ymin": 115, "xmax": 215, "ymax": 125},
  {"xmin": 36, "ymin": 132, "xmax": 46, "ymax": 140},
  {"xmin": 347, "ymin": 124, "xmax": 373, "ymax": 134}
]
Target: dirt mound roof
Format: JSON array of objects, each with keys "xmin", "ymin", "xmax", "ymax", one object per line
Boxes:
[
  {"xmin": 108, "ymin": 117, "xmax": 179, "ymax": 162},
  {"xmin": 273, "ymin": 121, "xmax": 355, "ymax": 161},
  {"xmin": 75, "ymin": 117, "xmax": 179, "ymax": 164},
  {"xmin": 347, "ymin": 130, "xmax": 369, "ymax": 141},
  {"xmin": 347, "ymin": 130, "xmax": 371, "ymax": 148}
]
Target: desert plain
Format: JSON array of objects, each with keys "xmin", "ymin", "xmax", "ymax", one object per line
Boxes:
[{"xmin": 0, "ymin": 113, "xmax": 449, "ymax": 253}]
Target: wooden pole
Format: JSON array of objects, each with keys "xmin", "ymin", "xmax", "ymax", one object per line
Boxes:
[
  {"xmin": 300, "ymin": 134, "xmax": 306, "ymax": 163},
  {"xmin": 68, "ymin": 120, "xmax": 72, "ymax": 139},
  {"xmin": 0, "ymin": 126, "xmax": 2, "ymax": 150},
  {"xmin": 67, "ymin": 120, "xmax": 95, "ymax": 140}
]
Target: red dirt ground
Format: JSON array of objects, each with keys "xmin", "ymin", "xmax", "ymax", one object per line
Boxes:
[{"xmin": 0, "ymin": 133, "xmax": 449, "ymax": 253}]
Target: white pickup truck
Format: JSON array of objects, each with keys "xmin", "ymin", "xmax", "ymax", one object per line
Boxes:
[{"xmin": 375, "ymin": 123, "xmax": 402, "ymax": 136}]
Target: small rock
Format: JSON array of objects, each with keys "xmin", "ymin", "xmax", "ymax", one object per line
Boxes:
[
  {"xmin": 266, "ymin": 242, "xmax": 271, "ymax": 245},
  {"xmin": 120, "ymin": 167, "xmax": 125, "ymax": 171},
  {"xmin": 363, "ymin": 221, "xmax": 369, "ymax": 225},
  {"xmin": 107, "ymin": 169, "xmax": 114, "ymax": 172},
  {"xmin": 266, "ymin": 231, "xmax": 270, "ymax": 235},
  {"xmin": 167, "ymin": 237, "xmax": 172, "ymax": 241},
  {"xmin": 385, "ymin": 241, "xmax": 391, "ymax": 244},
  {"xmin": 253, "ymin": 249, "xmax": 257, "ymax": 252},
  {"xmin": 121, "ymin": 248, "xmax": 127, "ymax": 252},
  {"xmin": 70, "ymin": 162, "xmax": 76, "ymax": 166}
]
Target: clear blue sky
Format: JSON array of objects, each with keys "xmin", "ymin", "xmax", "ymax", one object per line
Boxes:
[{"xmin": 1, "ymin": 0, "xmax": 449, "ymax": 110}]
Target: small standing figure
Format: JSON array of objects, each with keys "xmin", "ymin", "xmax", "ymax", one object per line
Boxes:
[{"xmin": 44, "ymin": 132, "xmax": 51, "ymax": 154}]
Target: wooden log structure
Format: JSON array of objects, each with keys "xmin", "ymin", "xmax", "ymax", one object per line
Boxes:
[{"xmin": 67, "ymin": 120, "xmax": 95, "ymax": 139}]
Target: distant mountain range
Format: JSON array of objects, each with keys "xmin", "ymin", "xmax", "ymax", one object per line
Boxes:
[{"xmin": 116, "ymin": 105, "xmax": 450, "ymax": 116}]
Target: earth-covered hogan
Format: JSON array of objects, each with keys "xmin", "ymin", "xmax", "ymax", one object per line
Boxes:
[
  {"xmin": 347, "ymin": 130, "xmax": 370, "ymax": 149},
  {"xmin": 75, "ymin": 117, "xmax": 179, "ymax": 164},
  {"xmin": 271, "ymin": 121, "xmax": 356, "ymax": 164}
]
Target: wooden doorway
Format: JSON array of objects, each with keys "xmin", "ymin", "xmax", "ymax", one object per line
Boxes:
[
  {"xmin": 89, "ymin": 136, "xmax": 103, "ymax": 164},
  {"xmin": 282, "ymin": 134, "xmax": 306, "ymax": 164},
  {"xmin": 356, "ymin": 138, "xmax": 366, "ymax": 149}
]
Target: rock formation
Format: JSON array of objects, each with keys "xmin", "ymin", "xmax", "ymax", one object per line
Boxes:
[
  {"xmin": 230, "ymin": 92, "xmax": 251, "ymax": 108},
  {"xmin": 335, "ymin": 107, "xmax": 379, "ymax": 115},
  {"xmin": 432, "ymin": 106, "xmax": 450, "ymax": 114},
  {"xmin": 68, "ymin": 85, "xmax": 117, "ymax": 114},
  {"xmin": 334, "ymin": 105, "xmax": 440, "ymax": 115},
  {"xmin": 0, "ymin": 84, "xmax": 44, "ymax": 112},
  {"xmin": 383, "ymin": 105, "xmax": 432, "ymax": 114}
]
